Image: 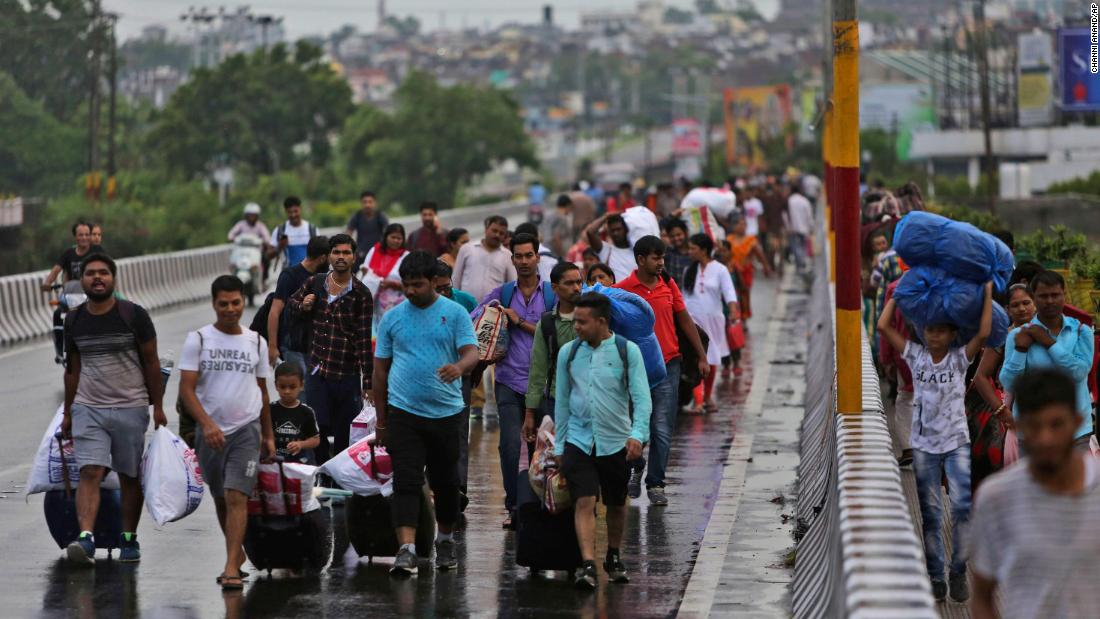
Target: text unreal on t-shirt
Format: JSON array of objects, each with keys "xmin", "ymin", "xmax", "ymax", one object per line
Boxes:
[{"xmin": 179, "ymin": 325, "xmax": 271, "ymax": 434}]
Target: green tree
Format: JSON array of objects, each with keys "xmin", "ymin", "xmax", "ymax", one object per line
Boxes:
[
  {"xmin": 0, "ymin": 72, "xmax": 83, "ymax": 194},
  {"xmin": 340, "ymin": 72, "xmax": 536, "ymax": 210},
  {"xmin": 147, "ymin": 41, "xmax": 353, "ymax": 178},
  {"xmin": 0, "ymin": 0, "xmax": 100, "ymax": 122}
]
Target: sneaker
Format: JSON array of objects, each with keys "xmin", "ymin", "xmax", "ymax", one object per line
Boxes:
[
  {"xmin": 647, "ymin": 486, "xmax": 669, "ymax": 506},
  {"xmin": 931, "ymin": 579, "xmax": 947, "ymax": 601},
  {"xmin": 435, "ymin": 539, "xmax": 458, "ymax": 571},
  {"xmin": 948, "ymin": 572, "xmax": 969, "ymax": 603},
  {"xmin": 603, "ymin": 554, "xmax": 630, "ymax": 584},
  {"xmin": 389, "ymin": 546, "xmax": 419, "ymax": 577},
  {"xmin": 627, "ymin": 470, "xmax": 643, "ymax": 499},
  {"xmin": 574, "ymin": 562, "xmax": 598, "ymax": 591},
  {"xmin": 118, "ymin": 534, "xmax": 141, "ymax": 563},
  {"xmin": 66, "ymin": 534, "xmax": 95, "ymax": 566},
  {"xmin": 898, "ymin": 449, "xmax": 914, "ymax": 469}
]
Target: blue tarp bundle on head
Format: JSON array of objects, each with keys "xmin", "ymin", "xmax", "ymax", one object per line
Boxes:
[
  {"xmin": 893, "ymin": 211, "xmax": 1014, "ymax": 292},
  {"xmin": 893, "ymin": 265, "xmax": 1010, "ymax": 348},
  {"xmin": 583, "ymin": 284, "xmax": 668, "ymax": 387}
]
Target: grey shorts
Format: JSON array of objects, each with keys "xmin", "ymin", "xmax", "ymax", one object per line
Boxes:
[
  {"xmin": 197, "ymin": 421, "xmax": 261, "ymax": 498},
  {"xmin": 71, "ymin": 403, "xmax": 149, "ymax": 478}
]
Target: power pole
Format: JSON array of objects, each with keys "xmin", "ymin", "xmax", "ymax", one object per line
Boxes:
[
  {"xmin": 832, "ymin": 0, "xmax": 862, "ymax": 415},
  {"xmin": 87, "ymin": 0, "xmax": 102, "ymax": 175},
  {"xmin": 974, "ymin": 0, "xmax": 997, "ymax": 212},
  {"xmin": 107, "ymin": 12, "xmax": 118, "ymax": 181}
]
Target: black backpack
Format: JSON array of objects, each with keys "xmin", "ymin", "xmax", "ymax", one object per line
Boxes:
[
  {"xmin": 288, "ymin": 274, "xmax": 334, "ymax": 354},
  {"xmin": 249, "ymin": 292, "xmax": 277, "ymax": 344}
]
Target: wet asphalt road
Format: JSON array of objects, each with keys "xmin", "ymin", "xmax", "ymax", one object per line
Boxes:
[{"xmin": 0, "ymin": 279, "xmax": 781, "ymax": 618}]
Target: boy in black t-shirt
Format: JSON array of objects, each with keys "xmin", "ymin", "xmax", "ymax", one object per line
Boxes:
[{"xmin": 270, "ymin": 363, "xmax": 320, "ymax": 464}]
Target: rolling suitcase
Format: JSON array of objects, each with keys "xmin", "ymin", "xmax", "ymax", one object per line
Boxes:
[
  {"xmin": 344, "ymin": 443, "xmax": 435, "ymax": 562},
  {"xmin": 514, "ymin": 468, "xmax": 582, "ymax": 572},
  {"xmin": 43, "ymin": 434, "xmax": 123, "ymax": 556},
  {"xmin": 243, "ymin": 458, "xmax": 333, "ymax": 574}
]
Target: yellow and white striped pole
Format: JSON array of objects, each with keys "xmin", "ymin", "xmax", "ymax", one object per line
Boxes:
[{"xmin": 833, "ymin": 0, "xmax": 862, "ymax": 415}]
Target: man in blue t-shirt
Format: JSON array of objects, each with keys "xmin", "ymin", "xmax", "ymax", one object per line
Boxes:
[{"xmin": 374, "ymin": 251, "xmax": 479, "ymax": 577}]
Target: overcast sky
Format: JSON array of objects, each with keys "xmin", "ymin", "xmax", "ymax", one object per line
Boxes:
[{"xmin": 104, "ymin": 0, "xmax": 779, "ymax": 41}]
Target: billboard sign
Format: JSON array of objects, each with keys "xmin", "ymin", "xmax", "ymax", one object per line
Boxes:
[
  {"xmin": 1017, "ymin": 31, "xmax": 1054, "ymax": 126},
  {"xmin": 1058, "ymin": 27, "xmax": 1100, "ymax": 112},
  {"xmin": 671, "ymin": 118, "xmax": 703, "ymax": 157}
]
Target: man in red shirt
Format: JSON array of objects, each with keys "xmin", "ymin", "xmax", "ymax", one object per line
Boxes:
[
  {"xmin": 606, "ymin": 183, "xmax": 636, "ymax": 214},
  {"xmin": 614, "ymin": 235, "xmax": 709, "ymax": 506},
  {"xmin": 406, "ymin": 201, "xmax": 448, "ymax": 257}
]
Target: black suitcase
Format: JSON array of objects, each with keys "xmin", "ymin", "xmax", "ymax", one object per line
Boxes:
[
  {"xmin": 243, "ymin": 458, "xmax": 334, "ymax": 574},
  {"xmin": 43, "ymin": 434, "xmax": 123, "ymax": 555},
  {"xmin": 344, "ymin": 444, "xmax": 435, "ymax": 562},
  {"xmin": 515, "ymin": 469, "xmax": 582, "ymax": 572}
]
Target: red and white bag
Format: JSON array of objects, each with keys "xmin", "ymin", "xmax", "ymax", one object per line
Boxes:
[
  {"xmin": 248, "ymin": 462, "xmax": 321, "ymax": 516},
  {"xmin": 349, "ymin": 402, "xmax": 377, "ymax": 446},
  {"xmin": 473, "ymin": 300, "xmax": 510, "ymax": 361},
  {"xmin": 318, "ymin": 435, "xmax": 394, "ymax": 497}
]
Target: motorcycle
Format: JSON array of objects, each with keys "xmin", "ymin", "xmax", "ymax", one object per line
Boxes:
[
  {"xmin": 50, "ymin": 281, "xmax": 87, "ymax": 365},
  {"xmin": 230, "ymin": 233, "xmax": 265, "ymax": 306}
]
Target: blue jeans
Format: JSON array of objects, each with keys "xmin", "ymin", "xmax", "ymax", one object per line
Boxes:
[
  {"xmin": 306, "ymin": 373, "xmax": 362, "ymax": 465},
  {"xmin": 787, "ymin": 232, "xmax": 808, "ymax": 270},
  {"xmin": 629, "ymin": 358, "xmax": 681, "ymax": 489},
  {"xmin": 496, "ymin": 383, "xmax": 525, "ymax": 512},
  {"xmin": 496, "ymin": 383, "xmax": 548, "ymax": 512},
  {"xmin": 913, "ymin": 445, "xmax": 971, "ymax": 581}
]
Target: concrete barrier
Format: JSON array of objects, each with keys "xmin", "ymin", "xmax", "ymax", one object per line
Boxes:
[
  {"xmin": 0, "ymin": 200, "xmax": 529, "ymax": 348},
  {"xmin": 792, "ymin": 221, "xmax": 935, "ymax": 617}
]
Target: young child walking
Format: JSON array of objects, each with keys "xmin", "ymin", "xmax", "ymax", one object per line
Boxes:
[
  {"xmin": 270, "ymin": 363, "xmax": 320, "ymax": 464},
  {"xmin": 877, "ymin": 281, "xmax": 993, "ymax": 604}
]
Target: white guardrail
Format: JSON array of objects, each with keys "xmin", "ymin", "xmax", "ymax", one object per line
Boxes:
[
  {"xmin": 0, "ymin": 200, "xmax": 528, "ymax": 347},
  {"xmin": 791, "ymin": 212, "xmax": 936, "ymax": 618}
]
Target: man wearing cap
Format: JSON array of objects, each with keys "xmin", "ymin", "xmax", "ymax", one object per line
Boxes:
[{"xmin": 228, "ymin": 203, "xmax": 272, "ymax": 245}]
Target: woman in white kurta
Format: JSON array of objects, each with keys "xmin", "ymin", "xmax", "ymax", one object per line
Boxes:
[{"xmin": 682, "ymin": 233, "xmax": 740, "ymax": 412}]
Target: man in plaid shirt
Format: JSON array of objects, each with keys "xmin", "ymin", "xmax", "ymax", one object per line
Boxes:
[{"xmin": 289, "ymin": 233, "xmax": 373, "ymax": 462}]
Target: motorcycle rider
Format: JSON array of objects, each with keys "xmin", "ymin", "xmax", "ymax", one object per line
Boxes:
[
  {"xmin": 228, "ymin": 203, "xmax": 271, "ymax": 244},
  {"xmin": 229, "ymin": 203, "xmax": 272, "ymax": 285},
  {"xmin": 42, "ymin": 222, "xmax": 102, "ymax": 362}
]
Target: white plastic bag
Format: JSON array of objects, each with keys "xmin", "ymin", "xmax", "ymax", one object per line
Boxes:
[
  {"xmin": 622, "ymin": 205, "xmax": 661, "ymax": 247},
  {"xmin": 318, "ymin": 435, "xmax": 394, "ymax": 497},
  {"xmin": 248, "ymin": 462, "xmax": 321, "ymax": 516},
  {"xmin": 349, "ymin": 402, "xmax": 377, "ymax": 446},
  {"xmin": 141, "ymin": 427, "xmax": 204, "ymax": 526},
  {"xmin": 26, "ymin": 406, "xmax": 120, "ymax": 495}
]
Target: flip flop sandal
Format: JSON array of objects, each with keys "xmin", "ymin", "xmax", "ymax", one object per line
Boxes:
[
  {"xmin": 220, "ymin": 575, "xmax": 245, "ymax": 590},
  {"xmin": 216, "ymin": 571, "xmax": 249, "ymax": 584}
]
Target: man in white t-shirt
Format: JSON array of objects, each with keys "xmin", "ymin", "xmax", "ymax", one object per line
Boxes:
[
  {"xmin": 584, "ymin": 213, "xmax": 635, "ymax": 282},
  {"xmin": 179, "ymin": 275, "xmax": 274, "ymax": 591},
  {"xmin": 970, "ymin": 368, "xmax": 1100, "ymax": 619},
  {"xmin": 740, "ymin": 186, "xmax": 764, "ymax": 238},
  {"xmin": 783, "ymin": 186, "xmax": 814, "ymax": 271},
  {"xmin": 269, "ymin": 196, "xmax": 318, "ymax": 269}
]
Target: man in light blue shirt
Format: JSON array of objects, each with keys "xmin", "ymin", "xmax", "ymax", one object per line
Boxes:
[
  {"xmin": 1000, "ymin": 271, "xmax": 1095, "ymax": 448},
  {"xmin": 554, "ymin": 292, "xmax": 651, "ymax": 590},
  {"xmin": 374, "ymin": 251, "xmax": 479, "ymax": 576}
]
